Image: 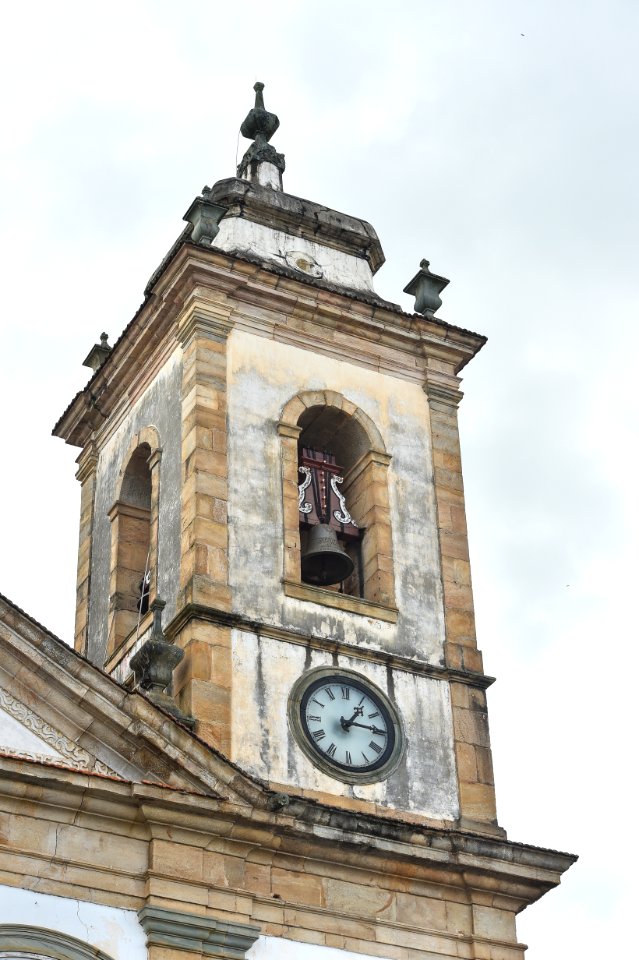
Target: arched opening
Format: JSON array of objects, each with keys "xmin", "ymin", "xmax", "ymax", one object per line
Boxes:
[
  {"xmin": 279, "ymin": 392, "xmax": 396, "ymax": 613},
  {"xmin": 297, "ymin": 406, "xmax": 369, "ymax": 598},
  {"xmin": 107, "ymin": 442, "xmax": 153, "ymax": 655}
]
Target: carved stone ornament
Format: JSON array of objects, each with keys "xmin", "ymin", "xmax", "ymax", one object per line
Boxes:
[
  {"xmin": 0, "ymin": 686, "xmax": 115, "ymax": 776},
  {"xmin": 237, "ymin": 81, "xmax": 286, "ymax": 179},
  {"xmin": 130, "ymin": 599, "xmax": 195, "ymax": 727},
  {"xmin": 183, "ymin": 192, "xmax": 227, "ymax": 245},
  {"xmin": 403, "ymin": 259, "xmax": 450, "ymax": 316}
]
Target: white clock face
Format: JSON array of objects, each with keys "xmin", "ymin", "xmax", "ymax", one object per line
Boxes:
[{"xmin": 290, "ymin": 669, "xmax": 404, "ymax": 783}]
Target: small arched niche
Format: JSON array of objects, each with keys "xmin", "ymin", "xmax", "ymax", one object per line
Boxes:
[
  {"xmin": 107, "ymin": 431, "xmax": 161, "ymax": 658},
  {"xmin": 279, "ymin": 392, "xmax": 395, "ymax": 613}
]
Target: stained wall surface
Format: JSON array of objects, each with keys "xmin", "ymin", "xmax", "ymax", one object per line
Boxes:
[
  {"xmin": 226, "ymin": 330, "xmax": 445, "ymax": 661},
  {"xmin": 226, "ymin": 330, "xmax": 458, "ymax": 819},
  {"xmin": 232, "ymin": 630, "xmax": 458, "ymax": 818},
  {"xmin": 87, "ymin": 351, "xmax": 183, "ymax": 665}
]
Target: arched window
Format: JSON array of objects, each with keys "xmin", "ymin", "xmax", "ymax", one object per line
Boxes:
[
  {"xmin": 279, "ymin": 392, "xmax": 396, "ymax": 619},
  {"xmin": 0, "ymin": 923, "xmax": 115, "ymax": 959},
  {"xmin": 107, "ymin": 429, "xmax": 161, "ymax": 657}
]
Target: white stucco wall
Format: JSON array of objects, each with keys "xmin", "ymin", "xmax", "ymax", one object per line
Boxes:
[
  {"xmin": 247, "ymin": 936, "xmax": 389, "ymax": 960},
  {"xmin": 0, "ymin": 885, "xmax": 147, "ymax": 960},
  {"xmin": 213, "ymin": 218, "xmax": 375, "ymax": 292},
  {"xmin": 231, "ymin": 630, "xmax": 458, "ymax": 819}
]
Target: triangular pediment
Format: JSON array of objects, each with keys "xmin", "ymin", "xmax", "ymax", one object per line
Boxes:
[
  {"xmin": 0, "ymin": 593, "xmax": 265, "ymax": 807},
  {"xmin": 0, "ymin": 684, "xmax": 115, "ymax": 775}
]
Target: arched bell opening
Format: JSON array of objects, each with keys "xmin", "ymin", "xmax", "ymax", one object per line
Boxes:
[
  {"xmin": 297, "ymin": 406, "xmax": 368, "ymax": 597},
  {"xmin": 279, "ymin": 393, "xmax": 395, "ymax": 610},
  {"xmin": 107, "ymin": 442, "xmax": 153, "ymax": 656}
]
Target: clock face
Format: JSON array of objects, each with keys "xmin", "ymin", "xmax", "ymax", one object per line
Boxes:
[{"xmin": 289, "ymin": 668, "xmax": 404, "ymax": 783}]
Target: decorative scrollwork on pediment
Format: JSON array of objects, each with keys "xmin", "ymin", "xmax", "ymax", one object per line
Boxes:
[{"xmin": 0, "ymin": 687, "xmax": 116, "ymax": 776}]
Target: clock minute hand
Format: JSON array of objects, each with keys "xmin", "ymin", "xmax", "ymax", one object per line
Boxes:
[{"xmin": 344, "ymin": 721, "xmax": 387, "ymax": 736}]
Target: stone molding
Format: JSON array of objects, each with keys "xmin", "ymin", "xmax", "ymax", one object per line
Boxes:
[
  {"xmin": 0, "ymin": 757, "xmax": 577, "ymax": 917},
  {"xmin": 276, "ymin": 421, "xmax": 302, "ymax": 440},
  {"xmin": 54, "ymin": 246, "xmax": 486, "ymax": 448},
  {"xmin": 282, "ymin": 578, "xmax": 398, "ymax": 623},
  {"xmin": 343, "ymin": 448, "xmax": 393, "ymax": 489},
  {"xmin": 0, "ymin": 924, "xmax": 115, "ymax": 959},
  {"xmin": 423, "ymin": 370, "xmax": 464, "ymax": 408},
  {"xmin": 138, "ymin": 906, "xmax": 260, "ymax": 959},
  {"xmin": 176, "ymin": 303, "xmax": 234, "ymax": 348},
  {"xmin": 107, "ymin": 500, "xmax": 151, "ymax": 524},
  {"xmin": 279, "ymin": 388, "xmax": 387, "ymax": 454},
  {"xmin": 0, "ymin": 687, "xmax": 114, "ymax": 776},
  {"xmin": 75, "ymin": 441, "xmax": 99, "ymax": 483},
  {"xmin": 165, "ymin": 602, "xmax": 493, "ymax": 688}
]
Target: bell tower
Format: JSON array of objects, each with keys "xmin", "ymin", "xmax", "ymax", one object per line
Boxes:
[{"xmin": 53, "ymin": 83, "xmax": 574, "ymax": 957}]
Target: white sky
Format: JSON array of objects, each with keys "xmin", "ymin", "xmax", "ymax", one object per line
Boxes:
[{"xmin": 0, "ymin": 2, "xmax": 636, "ymax": 956}]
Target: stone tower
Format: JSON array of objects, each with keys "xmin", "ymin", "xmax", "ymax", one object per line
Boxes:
[{"xmin": 49, "ymin": 83, "xmax": 575, "ymax": 958}]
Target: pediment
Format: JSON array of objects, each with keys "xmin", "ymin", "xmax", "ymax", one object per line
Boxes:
[
  {"xmin": 0, "ymin": 685, "xmax": 115, "ymax": 775},
  {"xmin": 0, "ymin": 593, "xmax": 265, "ymax": 808}
]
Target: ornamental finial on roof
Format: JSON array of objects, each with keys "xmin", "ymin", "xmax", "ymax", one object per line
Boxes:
[
  {"xmin": 240, "ymin": 81, "xmax": 279, "ymax": 143},
  {"xmin": 237, "ymin": 81, "xmax": 285, "ymax": 189}
]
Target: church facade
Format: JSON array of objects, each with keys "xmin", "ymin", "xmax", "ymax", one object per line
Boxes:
[{"xmin": 0, "ymin": 84, "xmax": 576, "ymax": 960}]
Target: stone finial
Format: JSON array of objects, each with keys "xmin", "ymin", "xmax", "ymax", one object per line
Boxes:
[
  {"xmin": 82, "ymin": 332, "xmax": 112, "ymax": 372},
  {"xmin": 240, "ymin": 81, "xmax": 280, "ymax": 143},
  {"xmin": 403, "ymin": 260, "xmax": 450, "ymax": 317},
  {"xmin": 130, "ymin": 599, "xmax": 194, "ymax": 727},
  {"xmin": 237, "ymin": 81, "xmax": 285, "ymax": 189},
  {"xmin": 183, "ymin": 190, "xmax": 227, "ymax": 246}
]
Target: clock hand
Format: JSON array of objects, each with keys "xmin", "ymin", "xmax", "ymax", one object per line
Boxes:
[
  {"xmin": 340, "ymin": 705, "xmax": 364, "ymax": 730},
  {"xmin": 345, "ymin": 721, "xmax": 387, "ymax": 735}
]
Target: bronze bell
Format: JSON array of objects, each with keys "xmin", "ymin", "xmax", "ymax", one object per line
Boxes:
[{"xmin": 301, "ymin": 523, "xmax": 355, "ymax": 587}]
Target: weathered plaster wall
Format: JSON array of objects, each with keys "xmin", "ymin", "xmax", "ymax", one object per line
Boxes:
[
  {"xmin": 87, "ymin": 351, "xmax": 182, "ymax": 665},
  {"xmin": 0, "ymin": 884, "xmax": 147, "ymax": 960},
  {"xmin": 213, "ymin": 219, "xmax": 375, "ymax": 292},
  {"xmin": 226, "ymin": 330, "xmax": 445, "ymax": 663},
  {"xmin": 231, "ymin": 630, "xmax": 458, "ymax": 819}
]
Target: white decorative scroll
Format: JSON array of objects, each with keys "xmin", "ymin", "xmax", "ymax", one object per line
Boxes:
[
  {"xmin": 298, "ymin": 466, "xmax": 313, "ymax": 514},
  {"xmin": 331, "ymin": 475, "xmax": 358, "ymax": 527},
  {"xmin": 0, "ymin": 687, "xmax": 116, "ymax": 776}
]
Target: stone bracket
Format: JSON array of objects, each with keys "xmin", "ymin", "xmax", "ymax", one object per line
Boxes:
[
  {"xmin": 138, "ymin": 905, "xmax": 260, "ymax": 959},
  {"xmin": 177, "ymin": 304, "xmax": 235, "ymax": 348}
]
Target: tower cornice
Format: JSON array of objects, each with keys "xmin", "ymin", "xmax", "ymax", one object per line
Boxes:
[{"xmin": 53, "ymin": 243, "xmax": 486, "ymax": 448}]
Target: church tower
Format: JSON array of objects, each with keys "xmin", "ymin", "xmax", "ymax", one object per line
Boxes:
[{"xmin": 48, "ymin": 83, "xmax": 575, "ymax": 958}]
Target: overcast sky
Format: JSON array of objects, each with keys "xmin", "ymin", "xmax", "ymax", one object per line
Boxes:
[{"xmin": 0, "ymin": 2, "xmax": 636, "ymax": 956}]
